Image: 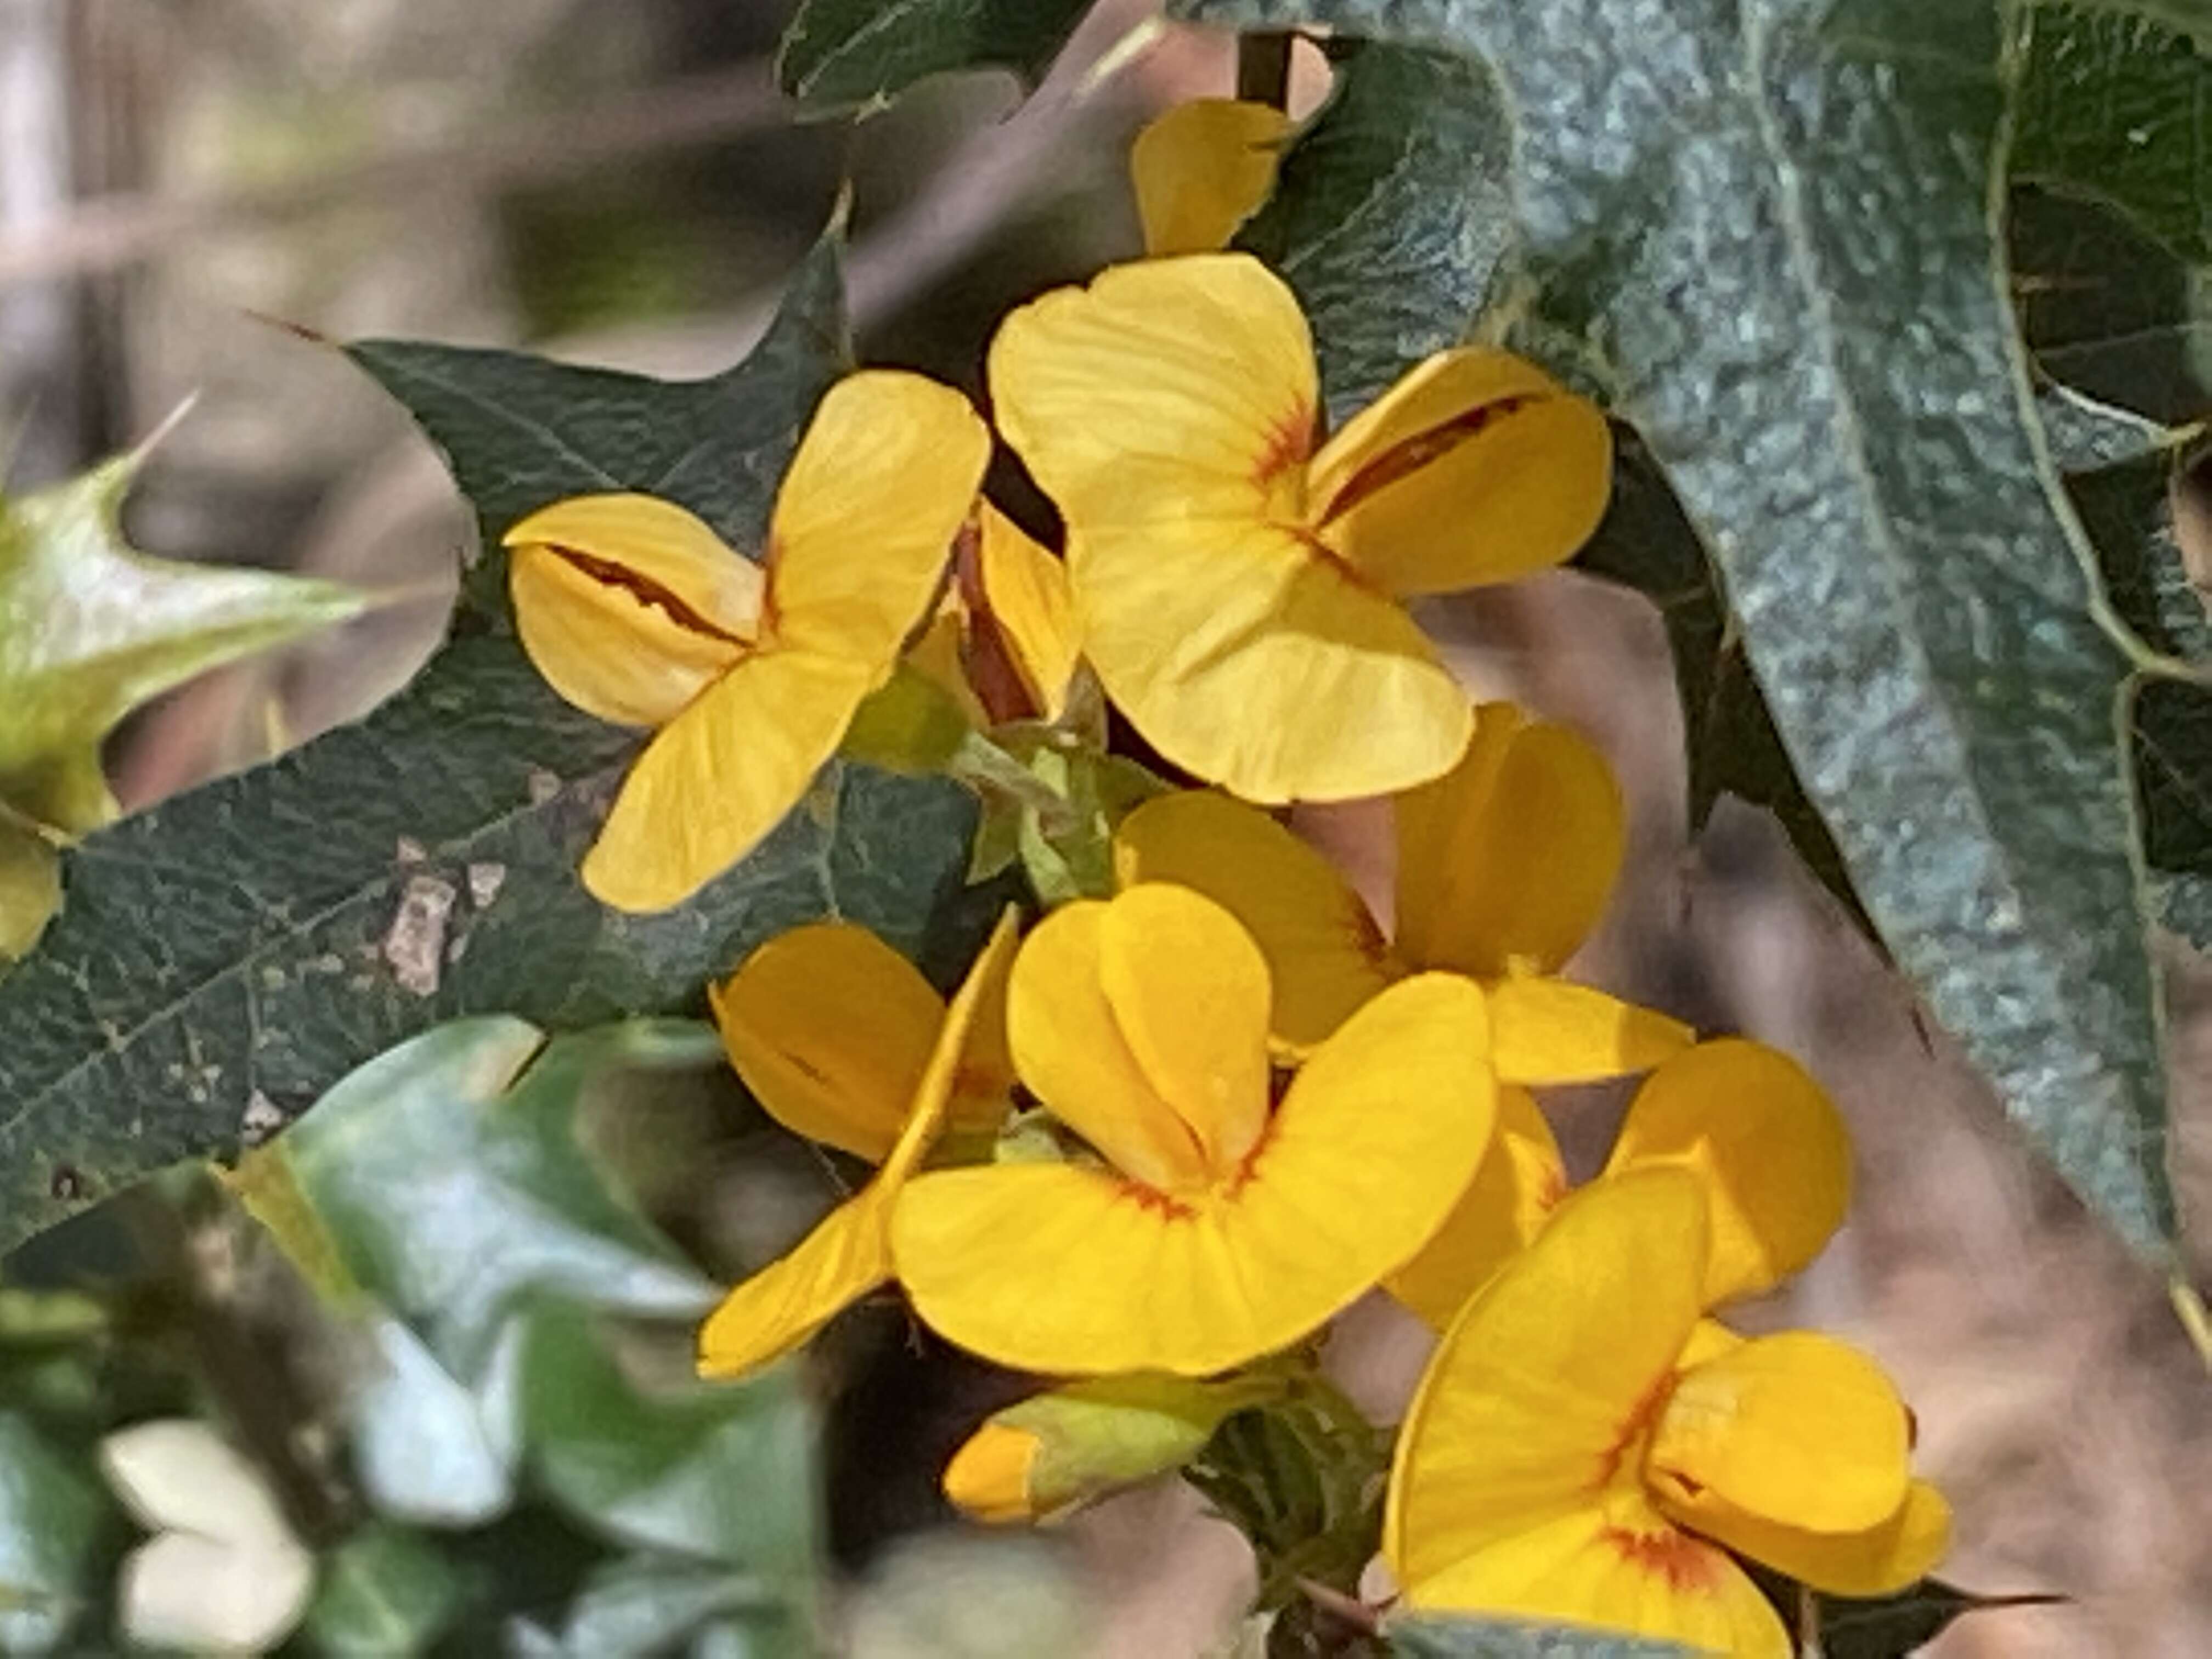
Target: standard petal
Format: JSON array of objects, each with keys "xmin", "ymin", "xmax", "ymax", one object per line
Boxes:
[
  {"xmin": 1307, "ymin": 348, "xmax": 1612, "ymax": 596},
  {"xmin": 1680, "ymin": 1478, "xmax": 1951, "ymax": 1599},
  {"xmin": 977, "ymin": 502, "xmax": 1081, "ymax": 720},
  {"xmin": 710, "ymin": 922, "xmax": 944, "ymax": 1163},
  {"xmin": 1097, "ymin": 885, "xmax": 1273, "ymax": 1174},
  {"xmin": 1603, "ymin": 1039, "xmax": 1853, "ymax": 1305},
  {"xmin": 1398, "ymin": 1487, "xmax": 1790, "ymax": 1658},
  {"xmin": 695, "ymin": 1182, "xmax": 895, "ymax": 1380},
  {"xmin": 1130, "ymin": 99, "xmax": 1293, "ymax": 256},
  {"xmin": 1006, "ymin": 900, "xmax": 1211, "ymax": 1193},
  {"xmin": 1113, "ymin": 791, "xmax": 1395, "ymax": 1051},
  {"xmin": 989, "ymin": 254, "xmax": 1317, "ymax": 527},
  {"xmin": 1387, "ymin": 1085, "xmax": 1565, "ymax": 1329},
  {"xmin": 768, "ymin": 369, "xmax": 990, "ymax": 664},
  {"xmin": 1395, "ymin": 703, "xmax": 1624, "ymax": 977},
  {"xmin": 1385, "ymin": 1166, "xmax": 1708, "ymax": 1590},
  {"xmin": 1072, "ymin": 515, "xmax": 1472, "ymax": 802},
  {"xmin": 1488, "ymin": 975, "xmax": 1694, "ymax": 1086},
  {"xmin": 507, "ymin": 492, "xmax": 761, "ymax": 727},
  {"xmin": 895, "ymin": 974, "xmax": 1494, "ymax": 1376},
  {"xmin": 1647, "ymin": 1331, "xmax": 1912, "ymax": 1536},
  {"xmin": 582, "ymin": 647, "xmax": 875, "ymax": 912}
]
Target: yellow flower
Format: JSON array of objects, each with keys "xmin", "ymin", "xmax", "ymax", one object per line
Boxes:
[
  {"xmin": 1386, "ymin": 1167, "xmax": 1950, "ymax": 1654},
  {"xmin": 987, "ymin": 253, "xmax": 1611, "ymax": 804},
  {"xmin": 1130, "ymin": 99, "xmax": 1292, "ymax": 256},
  {"xmin": 909, "ymin": 501, "xmax": 1084, "ymax": 728},
  {"xmin": 1113, "ymin": 701, "xmax": 1686, "ymax": 1074},
  {"xmin": 695, "ymin": 910, "xmax": 1019, "ymax": 1380},
  {"xmin": 505, "ymin": 369, "xmax": 991, "ymax": 912},
  {"xmin": 889, "ymin": 884, "xmax": 1497, "ymax": 1376}
]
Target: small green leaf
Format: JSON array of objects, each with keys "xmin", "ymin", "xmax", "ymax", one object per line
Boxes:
[
  {"xmin": 775, "ymin": 0, "xmax": 1091, "ymax": 112},
  {"xmin": 1235, "ymin": 40, "xmax": 1515, "ymax": 422},
  {"xmin": 520, "ymin": 1304, "xmax": 817, "ymax": 1584},
  {"xmin": 2013, "ymin": 5, "xmax": 2212, "ymax": 264},
  {"xmin": 1385, "ymin": 1616, "xmax": 1693, "ymax": 1658},
  {"xmin": 0, "ymin": 449, "xmax": 364, "ymax": 836},
  {"xmin": 1815, "ymin": 1578, "xmax": 2062, "ymax": 1659},
  {"xmin": 0, "ymin": 1412, "xmax": 113, "ymax": 1656},
  {"xmin": 303, "ymin": 1523, "xmax": 467, "ymax": 1657}
]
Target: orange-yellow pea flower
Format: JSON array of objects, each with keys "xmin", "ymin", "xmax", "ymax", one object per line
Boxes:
[
  {"xmin": 1130, "ymin": 99, "xmax": 1292, "ymax": 256},
  {"xmin": 910, "ymin": 503, "xmax": 1084, "ymax": 728},
  {"xmin": 1392, "ymin": 1036, "xmax": 1854, "ymax": 1331},
  {"xmin": 505, "ymin": 369, "xmax": 991, "ymax": 912},
  {"xmin": 695, "ymin": 911, "xmax": 1019, "ymax": 1380},
  {"xmin": 1386, "ymin": 1168, "xmax": 1950, "ymax": 1654},
  {"xmin": 1114, "ymin": 701, "xmax": 1686, "ymax": 1076},
  {"xmin": 889, "ymin": 884, "xmax": 1497, "ymax": 1376},
  {"xmin": 987, "ymin": 253, "xmax": 1611, "ymax": 804}
]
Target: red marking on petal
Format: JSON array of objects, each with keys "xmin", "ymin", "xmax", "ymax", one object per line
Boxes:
[
  {"xmin": 1315, "ymin": 393, "xmax": 1543, "ymax": 524},
  {"xmin": 1592, "ymin": 1370, "xmax": 1677, "ymax": 1493},
  {"xmin": 1115, "ymin": 1180, "xmax": 1199, "ymax": 1221},
  {"xmin": 546, "ymin": 545, "xmax": 751, "ymax": 645},
  {"xmin": 1252, "ymin": 400, "xmax": 1317, "ymax": 488},
  {"xmin": 1597, "ymin": 1522, "xmax": 1724, "ymax": 1595}
]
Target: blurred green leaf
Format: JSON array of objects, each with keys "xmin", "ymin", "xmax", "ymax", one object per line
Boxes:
[
  {"xmin": 1236, "ymin": 40, "xmax": 1514, "ymax": 422},
  {"xmin": 775, "ymin": 0, "xmax": 1092, "ymax": 112},
  {"xmin": 1178, "ymin": 0, "xmax": 2183, "ymax": 1254},
  {"xmin": 520, "ymin": 1304, "xmax": 815, "ymax": 1581},
  {"xmin": 0, "ymin": 234, "xmax": 1000, "ymax": 1255},
  {"xmin": 1386, "ymin": 1618, "xmax": 1692, "ymax": 1658},
  {"xmin": 508, "ymin": 1553, "xmax": 802, "ymax": 1659},
  {"xmin": 346, "ymin": 1315, "xmax": 520, "ymax": 1527},
  {"xmin": 2014, "ymin": 5, "xmax": 2212, "ymax": 264},
  {"xmin": 1815, "ymin": 1578, "xmax": 2063, "ymax": 1659},
  {"xmin": 303, "ymin": 1524, "xmax": 466, "ymax": 1657},
  {"xmin": 0, "ymin": 447, "xmax": 364, "ymax": 838},
  {"xmin": 0, "ymin": 1412, "xmax": 114, "ymax": 1655}
]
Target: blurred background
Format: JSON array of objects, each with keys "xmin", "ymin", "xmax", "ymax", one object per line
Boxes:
[{"xmin": 2, "ymin": 0, "xmax": 2209, "ymax": 1653}]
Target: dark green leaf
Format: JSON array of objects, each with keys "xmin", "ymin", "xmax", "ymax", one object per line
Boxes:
[
  {"xmin": 776, "ymin": 0, "xmax": 1092, "ymax": 112},
  {"xmin": 302, "ymin": 1524, "xmax": 466, "ymax": 1657},
  {"xmin": 519, "ymin": 1304, "xmax": 816, "ymax": 1583},
  {"xmin": 1386, "ymin": 1616, "xmax": 1692, "ymax": 1658},
  {"xmin": 0, "ymin": 239, "xmax": 999, "ymax": 1254},
  {"xmin": 1235, "ymin": 41, "xmax": 1515, "ymax": 422},
  {"xmin": 2011, "ymin": 187, "xmax": 2211, "ymax": 424},
  {"xmin": 348, "ymin": 232, "xmax": 848, "ymax": 622},
  {"xmin": 2035, "ymin": 383, "xmax": 2187, "ymax": 472},
  {"xmin": 2013, "ymin": 5, "xmax": 2212, "ymax": 264},
  {"xmin": 1177, "ymin": 0, "xmax": 2181, "ymax": 1253},
  {"xmin": 1816, "ymin": 1578, "xmax": 2063, "ymax": 1659},
  {"xmin": 1573, "ymin": 434, "xmax": 1872, "ymax": 938},
  {"xmin": 0, "ymin": 1412, "xmax": 112, "ymax": 1655}
]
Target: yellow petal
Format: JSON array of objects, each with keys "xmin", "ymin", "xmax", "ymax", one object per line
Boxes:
[
  {"xmin": 1097, "ymin": 885, "xmax": 1273, "ymax": 1175},
  {"xmin": 767, "ymin": 369, "xmax": 990, "ymax": 664},
  {"xmin": 710, "ymin": 922, "xmax": 944, "ymax": 1163},
  {"xmin": 1111, "ymin": 791, "xmax": 1396, "ymax": 1052},
  {"xmin": 695, "ymin": 1181, "xmax": 895, "ymax": 1380},
  {"xmin": 1488, "ymin": 975, "xmax": 1694, "ymax": 1086},
  {"xmin": 1385, "ymin": 1166, "xmax": 1708, "ymax": 1591},
  {"xmin": 1647, "ymin": 1331, "xmax": 1912, "ymax": 1536},
  {"xmin": 1398, "ymin": 1487, "xmax": 1791, "ymax": 1658},
  {"xmin": 942, "ymin": 1421, "xmax": 1043, "ymax": 1524},
  {"xmin": 1604, "ymin": 1039, "xmax": 1853, "ymax": 1306},
  {"xmin": 902, "ymin": 606, "xmax": 991, "ymax": 730},
  {"xmin": 1072, "ymin": 515, "xmax": 1473, "ymax": 801},
  {"xmin": 695, "ymin": 910, "xmax": 1020, "ymax": 1381},
  {"xmin": 989, "ymin": 255, "xmax": 1316, "ymax": 529},
  {"xmin": 977, "ymin": 502, "xmax": 1081, "ymax": 721},
  {"xmin": 894, "ymin": 973, "xmax": 1495, "ymax": 1376},
  {"xmin": 906, "ymin": 906, "xmax": 1024, "ymax": 1169},
  {"xmin": 506, "ymin": 493, "xmax": 760, "ymax": 727},
  {"xmin": 1394, "ymin": 702, "xmax": 1624, "ymax": 977},
  {"xmin": 1130, "ymin": 99, "xmax": 1293, "ymax": 256},
  {"xmin": 1006, "ymin": 900, "xmax": 1213, "ymax": 1193},
  {"xmin": 1307, "ymin": 348, "xmax": 1612, "ymax": 596},
  {"xmin": 1387, "ymin": 1085, "xmax": 1565, "ymax": 1329},
  {"xmin": 1681, "ymin": 1479, "xmax": 1951, "ymax": 1599},
  {"xmin": 582, "ymin": 647, "xmax": 876, "ymax": 912}
]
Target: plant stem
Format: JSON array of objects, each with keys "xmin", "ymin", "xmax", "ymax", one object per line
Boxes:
[{"xmin": 1236, "ymin": 31, "xmax": 1295, "ymax": 110}]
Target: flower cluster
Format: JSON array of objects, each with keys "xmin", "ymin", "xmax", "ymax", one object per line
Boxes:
[{"xmin": 503, "ymin": 99, "xmax": 1947, "ymax": 1653}]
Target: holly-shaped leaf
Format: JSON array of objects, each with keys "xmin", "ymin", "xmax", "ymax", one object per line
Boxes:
[
  {"xmin": 776, "ymin": 0, "xmax": 1093, "ymax": 113},
  {"xmin": 1815, "ymin": 1578, "xmax": 2062, "ymax": 1659},
  {"xmin": 0, "ymin": 447, "xmax": 365, "ymax": 838}
]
